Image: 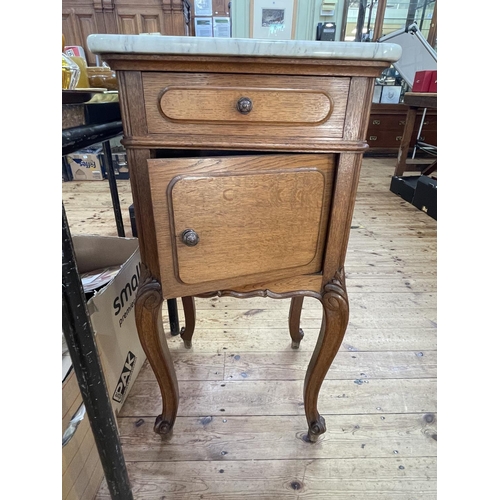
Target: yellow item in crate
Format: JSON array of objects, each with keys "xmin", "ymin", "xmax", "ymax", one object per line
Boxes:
[
  {"xmin": 62, "ymin": 52, "xmax": 80, "ymax": 90},
  {"xmin": 70, "ymin": 56, "xmax": 90, "ymax": 88}
]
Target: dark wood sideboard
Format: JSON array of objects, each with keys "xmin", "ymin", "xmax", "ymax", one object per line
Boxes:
[{"xmin": 365, "ymin": 103, "xmax": 437, "ymax": 156}]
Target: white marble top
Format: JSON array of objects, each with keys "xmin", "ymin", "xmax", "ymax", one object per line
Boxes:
[{"xmin": 87, "ymin": 34, "xmax": 402, "ymax": 62}]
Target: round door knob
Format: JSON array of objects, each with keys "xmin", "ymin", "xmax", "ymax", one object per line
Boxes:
[
  {"xmin": 236, "ymin": 97, "xmax": 253, "ymax": 114},
  {"xmin": 181, "ymin": 229, "xmax": 199, "ymax": 247}
]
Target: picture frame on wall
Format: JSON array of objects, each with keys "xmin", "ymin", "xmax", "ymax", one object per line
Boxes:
[
  {"xmin": 194, "ymin": 0, "xmax": 212, "ymax": 16},
  {"xmin": 380, "ymin": 85, "xmax": 402, "ymax": 104},
  {"xmin": 250, "ymin": 0, "xmax": 297, "ymax": 40}
]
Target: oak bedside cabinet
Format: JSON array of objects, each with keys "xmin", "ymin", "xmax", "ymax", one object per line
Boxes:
[{"xmin": 87, "ymin": 34, "xmax": 401, "ymax": 442}]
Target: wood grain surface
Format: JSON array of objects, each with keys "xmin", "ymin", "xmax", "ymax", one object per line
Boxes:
[
  {"xmin": 148, "ymin": 154, "xmax": 334, "ymax": 297},
  {"xmin": 143, "ymin": 73, "xmax": 349, "ymax": 142}
]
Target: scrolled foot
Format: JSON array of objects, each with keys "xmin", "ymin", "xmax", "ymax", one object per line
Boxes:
[
  {"xmin": 181, "ymin": 328, "xmax": 192, "ymax": 349},
  {"xmin": 303, "ymin": 268, "xmax": 349, "ymax": 444},
  {"xmin": 291, "ymin": 328, "xmax": 304, "ymax": 349},
  {"xmin": 307, "ymin": 415, "xmax": 326, "ymax": 442},
  {"xmin": 154, "ymin": 415, "xmax": 173, "ymax": 436}
]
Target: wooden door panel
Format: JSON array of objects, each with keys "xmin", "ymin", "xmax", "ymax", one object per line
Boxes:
[
  {"xmin": 62, "ymin": 8, "xmax": 100, "ymax": 64},
  {"xmin": 141, "ymin": 14, "xmax": 163, "ymax": 33},
  {"xmin": 117, "ymin": 14, "xmax": 141, "ymax": 34},
  {"xmin": 63, "ymin": 1, "xmax": 192, "ymax": 58},
  {"xmin": 148, "ymin": 154, "xmax": 335, "ymax": 297},
  {"xmin": 171, "ymin": 170, "xmax": 325, "ymax": 283}
]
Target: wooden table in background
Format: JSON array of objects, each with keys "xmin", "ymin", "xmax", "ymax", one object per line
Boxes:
[{"xmin": 394, "ymin": 92, "xmax": 437, "ymax": 177}]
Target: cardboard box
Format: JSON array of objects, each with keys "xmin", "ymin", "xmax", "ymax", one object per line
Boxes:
[
  {"xmin": 65, "ymin": 146, "xmax": 129, "ymax": 181},
  {"xmin": 62, "ymin": 235, "xmax": 145, "ymax": 497},
  {"xmin": 63, "ymin": 235, "xmax": 145, "ymax": 497},
  {"xmin": 72, "ymin": 234, "xmax": 146, "ymax": 416},
  {"xmin": 66, "ymin": 148, "xmax": 106, "ymax": 181}
]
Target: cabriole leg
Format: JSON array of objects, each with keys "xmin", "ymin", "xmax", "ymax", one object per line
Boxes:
[
  {"xmin": 135, "ymin": 264, "xmax": 179, "ymax": 437},
  {"xmin": 303, "ymin": 268, "xmax": 349, "ymax": 442}
]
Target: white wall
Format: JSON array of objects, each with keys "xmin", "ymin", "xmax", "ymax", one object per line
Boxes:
[{"xmin": 231, "ymin": 0, "xmax": 346, "ymax": 41}]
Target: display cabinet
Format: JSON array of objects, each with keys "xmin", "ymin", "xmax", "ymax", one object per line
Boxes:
[{"xmin": 366, "ymin": 102, "xmax": 437, "ymax": 155}]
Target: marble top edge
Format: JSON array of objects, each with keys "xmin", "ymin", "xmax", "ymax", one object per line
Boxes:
[{"xmin": 87, "ymin": 34, "xmax": 402, "ymax": 62}]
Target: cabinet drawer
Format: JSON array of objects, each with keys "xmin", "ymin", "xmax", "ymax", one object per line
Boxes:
[
  {"xmin": 368, "ymin": 114, "xmax": 405, "ymax": 133},
  {"xmin": 420, "ymin": 116, "xmax": 437, "ymax": 131},
  {"xmin": 366, "ymin": 130, "xmax": 404, "ymax": 148},
  {"xmin": 412, "ymin": 129, "xmax": 437, "ymax": 145},
  {"xmin": 143, "ymin": 73, "xmax": 349, "ymax": 146},
  {"xmin": 148, "ymin": 154, "xmax": 335, "ymax": 297}
]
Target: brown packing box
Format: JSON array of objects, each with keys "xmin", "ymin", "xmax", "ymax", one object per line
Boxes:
[
  {"xmin": 66, "ymin": 151, "xmax": 105, "ymax": 181},
  {"xmin": 72, "ymin": 234, "xmax": 146, "ymax": 415},
  {"xmin": 62, "ymin": 235, "xmax": 146, "ymax": 499}
]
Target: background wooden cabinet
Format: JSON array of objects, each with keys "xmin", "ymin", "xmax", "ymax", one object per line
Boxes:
[
  {"xmin": 365, "ymin": 103, "xmax": 437, "ymax": 156},
  {"xmin": 62, "ymin": 0, "xmax": 192, "ymax": 65}
]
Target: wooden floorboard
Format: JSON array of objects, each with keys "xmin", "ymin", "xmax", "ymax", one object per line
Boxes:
[{"xmin": 62, "ymin": 156, "xmax": 437, "ymax": 499}]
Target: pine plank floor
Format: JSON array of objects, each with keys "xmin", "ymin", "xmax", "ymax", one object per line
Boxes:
[{"xmin": 62, "ymin": 156, "xmax": 437, "ymax": 500}]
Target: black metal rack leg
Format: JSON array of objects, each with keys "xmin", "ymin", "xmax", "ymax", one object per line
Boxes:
[
  {"xmin": 167, "ymin": 298, "xmax": 180, "ymax": 336},
  {"xmin": 102, "ymin": 140, "xmax": 125, "ymax": 237},
  {"xmin": 62, "ymin": 205, "xmax": 133, "ymax": 500}
]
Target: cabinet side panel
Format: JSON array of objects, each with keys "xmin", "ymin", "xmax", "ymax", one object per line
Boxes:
[{"xmin": 118, "ymin": 71, "xmax": 161, "ymax": 275}]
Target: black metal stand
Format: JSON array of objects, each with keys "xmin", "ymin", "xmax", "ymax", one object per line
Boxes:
[
  {"xmin": 62, "ymin": 121, "xmax": 123, "ymax": 157},
  {"xmin": 167, "ymin": 298, "xmax": 180, "ymax": 336},
  {"xmin": 61, "ymin": 114, "xmax": 180, "ymax": 496},
  {"xmin": 62, "ymin": 118, "xmax": 133, "ymax": 498},
  {"xmin": 102, "ymin": 140, "xmax": 125, "ymax": 237},
  {"xmin": 62, "ymin": 206, "xmax": 133, "ymax": 500},
  {"xmin": 63, "ymin": 121, "xmax": 125, "ymax": 237}
]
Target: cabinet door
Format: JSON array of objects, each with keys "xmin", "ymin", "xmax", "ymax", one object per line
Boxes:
[{"xmin": 148, "ymin": 154, "xmax": 335, "ymax": 297}]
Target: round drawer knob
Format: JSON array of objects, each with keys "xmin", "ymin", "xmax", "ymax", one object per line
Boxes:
[
  {"xmin": 236, "ymin": 97, "xmax": 253, "ymax": 114},
  {"xmin": 181, "ymin": 229, "xmax": 199, "ymax": 247}
]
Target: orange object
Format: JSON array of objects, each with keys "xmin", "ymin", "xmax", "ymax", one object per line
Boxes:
[{"xmin": 87, "ymin": 66, "xmax": 118, "ymax": 90}]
